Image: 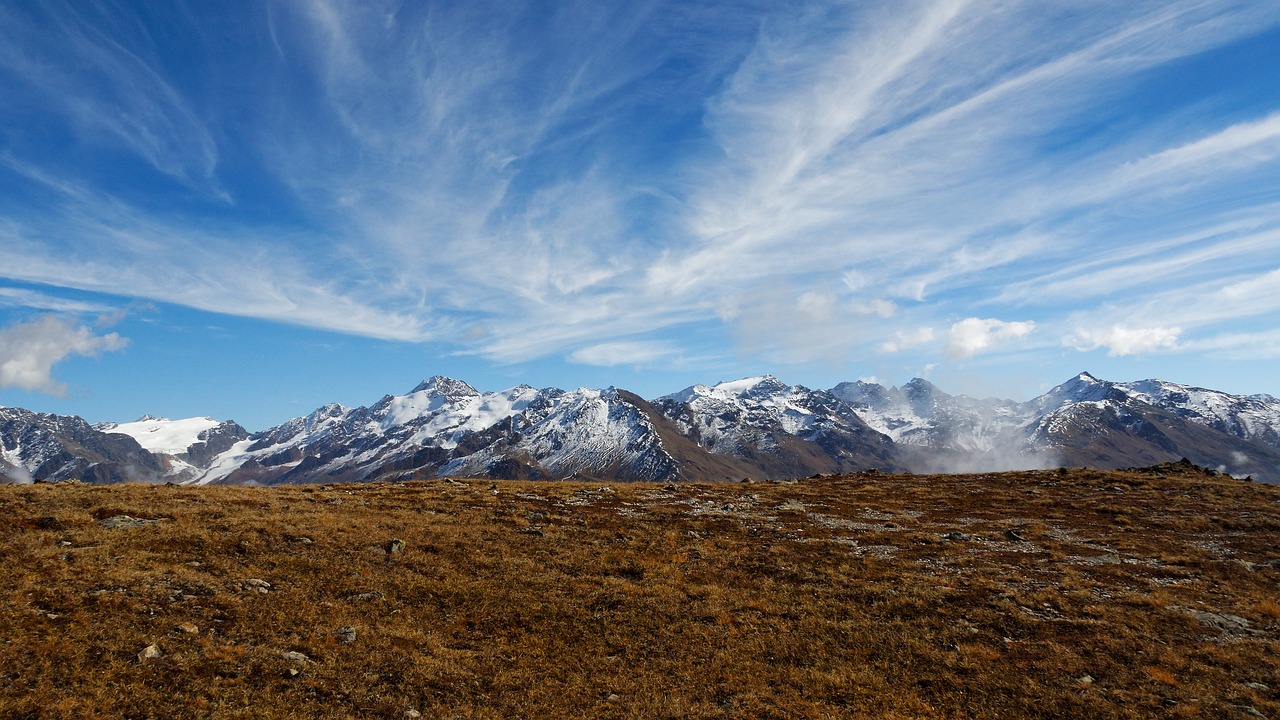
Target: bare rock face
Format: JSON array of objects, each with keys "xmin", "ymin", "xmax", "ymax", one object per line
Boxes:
[{"xmin": 181, "ymin": 421, "xmax": 250, "ymax": 467}]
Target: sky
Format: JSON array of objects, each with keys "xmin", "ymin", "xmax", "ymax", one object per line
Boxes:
[{"xmin": 2, "ymin": 0, "xmax": 1280, "ymax": 432}]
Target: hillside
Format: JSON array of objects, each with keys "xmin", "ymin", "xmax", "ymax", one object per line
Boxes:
[{"xmin": 2, "ymin": 464, "xmax": 1278, "ymax": 718}]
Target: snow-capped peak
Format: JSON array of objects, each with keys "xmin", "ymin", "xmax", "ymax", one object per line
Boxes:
[
  {"xmin": 1031, "ymin": 371, "xmax": 1118, "ymax": 412},
  {"xmin": 108, "ymin": 416, "xmax": 223, "ymax": 455},
  {"xmin": 409, "ymin": 375, "xmax": 480, "ymax": 398},
  {"xmin": 663, "ymin": 375, "xmax": 791, "ymax": 404},
  {"xmin": 716, "ymin": 375, "xmax": 786, "ymax": 395}
]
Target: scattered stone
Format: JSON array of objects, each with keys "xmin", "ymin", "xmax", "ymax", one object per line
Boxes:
[
  {"xmin": 1170, "ymin": 606, "xmax": 1259, "ymax": 635},
  {"xmin": 343, "ymin": 590, "xmax": 384, "ymax": 602},
  {"xmin": 177, "ymin": 622, "xmax": 199, "ymax": 634},
  {"xmin": 606, "ymin": 694, "xmax": 620, "ymax": 703},
  {"xmin": 334, "ymin": 626, "xmax": 357, "ymax": 644},
  {"xmin": 1245, "ymin": 682, "xmax": 1271, "ymax": 692},
  {"xmin": 1003, "ymin": 529, "xmax": 1026, "ymax": 542},
  {"xmin": 941, "ymin": 532, "xmax": 973, "ymax": 542},
  {"xmin": 386, "ymin": 539, "xmax": 406, "ymax": 556},
  {"xmin": 56, "ymin": 540, "xmax": 72, "ymax": 547},
  {"xmin": 138, "ymin": 644, "xmax": 162, "ymax": 662},
  {"xmin": 98, "ymin": 515, "xmax": 159, "ymax": 530},
  {"xmin": 284, "ymin": 668, "xmax": 302, "ymax": 679},
  {"xmin": 281, "ymin": 651, "xmax": 311, "ymax": 664},
  {"xmin": 1230, "ymin": 705, "xmax": 1265, "ymax": 718},
  {"xmin": 1076, "ymin": 675, "xmax": 1094, "ymax": 687},
  {"xmin": 405, "ymin": 711, "xmax": 422, "ymax": 719},
  {"xmin": 243, "ymin": 578, "xmax": 272, "ymax": 594},
  {"xmin": 521, "ymin": 527, "xmax": 545, "ymax": 537}
]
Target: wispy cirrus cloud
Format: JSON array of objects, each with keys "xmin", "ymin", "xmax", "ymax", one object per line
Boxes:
[{"xmin": 0, "ymin": 0, "xmax": 1278, "ymax": 386}]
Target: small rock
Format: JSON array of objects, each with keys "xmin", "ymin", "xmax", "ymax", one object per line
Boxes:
[
  {"xmin": 1245, "ymin": 682, "xmax": 1270, "ymax": 691},
  {"xmin": 243, "ymin": 578, "xmax": 272, "ymax": 594},
  {"xmin": 606, "ymin": 694, "xmax": 620, "ymax": 702},
  {"xmin": 405, "ymin": 711, "xmax": 422, "ymax": 718},
  {"xmin": 1076, "ymin": 675, "xmax": 1094, "ymax": 687},
  {"xmin": 343, "ymin": 591, "xmax": 384, "ymax": 602},
  {"xmin": 282, "ymin": 651, "xmax": 311, "ymax": 664},
  {"xmin": 942, "ymin": 532, "xmax": 973, "ymax": 542},
  {"xmin": 98, "ymin": 515, "xmax": 158, "ymax": 530},
  {"xmin": 334, "ymin": 626, "xmax": 357, "ymax": 644},
  {"xmin": 177, "ymin": 622, "xmax": 199, "ymax": 634},
  {"xmin": 1003, "ymin": 529, "xmax": 1026, "ymax": 542},
  {"xmin": 386, "ymin": 539, "xmax": 406, "ymax": 556},
  {"xmin": 138, "ymin": 644, "xmax": 162, "ymax": 662}
]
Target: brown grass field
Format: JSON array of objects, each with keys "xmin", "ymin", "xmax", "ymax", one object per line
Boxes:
[{"xmin": 1, "ymin": 464, "xmax": 1278, "ymax": 719}]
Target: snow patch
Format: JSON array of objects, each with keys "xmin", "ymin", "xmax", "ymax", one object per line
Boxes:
[{"xmin": 104, "ymin": 416, "xmax": 221, "ymax": 455}]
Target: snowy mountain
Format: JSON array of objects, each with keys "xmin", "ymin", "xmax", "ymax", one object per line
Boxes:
[
  {"xmin": 654, "ymin": 376, "xmax": 901, "ymax": 478},
  {"xmin": 96, "ymin": 416, "xmax": 249, "ymax": 482},
  {"xmin": 1, "ymin": 407, "xmax": 164, "ymax": 484},
  {"xmin": 2, "ymin": 372, "xmax": 1278, "ymax": 485},
  {"xmin": 841, "ymin": 372, "xmax": 1280, "ymax": 480},
  {"xmin": 830, "ymin": 378, "xmax": 1024, "ymax": 453},
  {"xmin": 194, "ymin": 376, "xmax": 889, "ymax": 485}
]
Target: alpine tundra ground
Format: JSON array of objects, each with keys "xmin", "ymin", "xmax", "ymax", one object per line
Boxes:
[{"xmin": 2, "ymin": 463, "xmax": 1278, "ymax": 719}]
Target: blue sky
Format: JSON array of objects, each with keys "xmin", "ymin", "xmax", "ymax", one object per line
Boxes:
[{"xmin": 2, "ymin": 0, "xmax": 1279, "ymax": 431}]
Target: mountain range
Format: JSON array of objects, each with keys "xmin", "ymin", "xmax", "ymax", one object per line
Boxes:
[{"xmin": 2, "ymin": 372, "xmax": 1278, "ymax": 485}]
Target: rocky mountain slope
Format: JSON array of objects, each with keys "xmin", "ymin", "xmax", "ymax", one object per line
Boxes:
[
  {"xmin": 1, "ymin": 407, "xmax": 164, "ymax": 484},
  {"xmin": 2, "ymin": 372, "xmax": 1278, "ymax": 484}
]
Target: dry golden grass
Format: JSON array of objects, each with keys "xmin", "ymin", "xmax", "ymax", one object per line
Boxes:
[{"xmin": 1, "ymin": 466, "xmax": 1278, "ymax": 719}]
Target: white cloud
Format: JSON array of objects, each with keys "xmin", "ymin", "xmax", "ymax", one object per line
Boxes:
[
  {"xmin": 1066, "ymin": 325, "xmax": 1181, "ymax": 356},
  {"xmin": 947, "ymin": 318, "xmax": 1035, "ymax": 359},
  {"xmin": 0, "ymin": 315, "xmax": 127, "ymax": 395},
  {"xmin": 880, "ymin": 327, "xmax": 936, "ymax": 353},
  {"xmin": 0, "ymin": 287, "xmax": 117, "ymax": 315},
  {"xmin": 568, "ymin": 341, "xmax": 676, "ymax": 367},
  {"xmin": 853, "ymin": 299, "xmax": 898, "ymax": 318}
]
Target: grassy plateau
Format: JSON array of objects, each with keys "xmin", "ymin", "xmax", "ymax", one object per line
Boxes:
[{"xmin": 1, "ymin": 463, "xmax": 1278, "ymax": 719}]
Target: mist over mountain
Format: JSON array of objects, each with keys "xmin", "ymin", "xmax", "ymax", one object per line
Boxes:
[{"xmin": 3, "ymin": 372, "xmax": 1278, "ymax": 485}]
